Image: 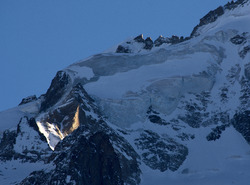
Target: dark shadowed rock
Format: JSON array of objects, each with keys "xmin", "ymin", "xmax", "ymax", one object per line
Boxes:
[
  {"xmin": 147, "ymin": 106, "xmax": 169, "ymax": 125},
  {"xmin": 154, "ymin": 36, "xmax": 170, "ymax": 47},
  {"xmin": 191, "ymin": 6, "xmax": 224, "ymax": 37},
  {"xmin": 19, "ymin": 95, "xmax": 37, "ymax": 106},
  {"xmin": 239, "ymin": 45, "xmax": 250, "ymax": 58},
  {"xmin": 21, "ymin": 128, "xmax": 141, "ymax": 185},
  {"xmin": 40, "ymin": 71, "xmax": 71, "ymax": 112},
  {"xmin": 134, "ymin": 34, "xmax": 145, "ymax": 43},
  {"xmin": 144, "ymin": 37, "xmax": 153, "ymax": 50},
  {"xmin": 233, "ymin": 110, "xmax": 250, "ymax": 144},
  {"xmin": 116, "ymin": 45, "xmax": 131, "ymax": 53},
  {"xmin": 0, "ymin": 129, "xmax": 17, "ymax": 161},
  {"xmin": 206, "ymin": 124, "xmax": 230, "ymax": 141},
  {"xmin": 245, "ymin": 63, "xmax": 250, "ymax": 80},
  {"xmin": 225, "ymin": 0, "xmax": 248, "ymax": 10},
  {"xmin": 135, "ymin": 130, "xmax": 188, "ymax": 172},
  {"xmin": 230, "ymin": 34, "xmax": 247, "ymax": 45},
  {"xmin": 0, "ymin": 117, "xmax": 50, "ymax": 162}
]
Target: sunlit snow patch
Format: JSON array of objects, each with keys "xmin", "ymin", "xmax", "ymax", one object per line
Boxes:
[{"xmin": 36, "ymin": 121, "xmax": 64, "ymax": 150}]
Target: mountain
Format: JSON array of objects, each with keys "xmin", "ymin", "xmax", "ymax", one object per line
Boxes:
[{"xmin": 1, "ymin": 0, "xmax": 250, "ymax": 184}]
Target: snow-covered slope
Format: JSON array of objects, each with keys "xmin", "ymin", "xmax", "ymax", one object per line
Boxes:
[{"xmin": 0, "ymin": 0, "xmax": 250, "ymax": 184}]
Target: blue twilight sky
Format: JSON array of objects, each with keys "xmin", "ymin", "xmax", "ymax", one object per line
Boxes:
[{"xmin": 0, "ymin": 0, "xmax": 229, "ymax": 111}]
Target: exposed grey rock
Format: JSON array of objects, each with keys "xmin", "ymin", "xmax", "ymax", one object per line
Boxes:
[
  {"xmin": 225, "ymin": 0, "xmax": 248, "ymax": 10},
  {"xmin": 206, "ymin": 124, "xmax": 230, "ymax": 141},
  {"xmin": 22, "ymin": 83, "xmax": 141, "ymax": 185},
  {"xmin": 147, "ymin": 106, "xmax": 168, "ymax": 125},
  {"xmin": 21, "ymin": 132, "xmax": 124, "ymax": 185},
  {"xmin": 39, "ymin": 83, "xmax": 98, "ymax": 136},
  {"xmin": 154, "ymin": 36, "xmax": 170, "ymax": 47},
  {"xmin": 245, "ymin": 63, "xmax": 250, "ymax": 80},
  {"xmin": 232, "ymin": 110, "xmax": 250, "ymax": 144},
  {"xmin": 0, "ymin": 117, "xmax": 50, "ymax": 162},
  {"xmin": 116, "ymin": 45, "xmax": 131, "ymax": 53},
  {"xmin": 177, "ymin": 133, "xmax": 195, "ymax": 141},
  {"xmin": 19, "ymin": 95, "xmax": 37, "ymax": 106},
  {"xmin": 134, "ymin": 34, "xmax": 145, "ymax": 43},
  {"xmin": 144, "ymin": 37, "xmax": 153, "ymax": 50},
  {"xmin": 40, "ymin": 71, "xmax": 71, "ymax": 112},
  {"xmin": 230, "ymin": 34, "xmax": 247, "ymax": 45},
  {"xmin": 135, "ymin": 130, "xmax": 188, "ymax": 172},
  {"xmin": 0, "ymin": 129, "xmax": 17, "ymax": 161},
  {"xmin": 239, "ymin": 76, "xmax": 250, "ymax": 110},
  {"xmin": 239, "ymin": 45, "xmax": 250, "ymax": 58},
  {"xmin": 191, "ymin": 6, "xmax": 224, "ymax": 37}
]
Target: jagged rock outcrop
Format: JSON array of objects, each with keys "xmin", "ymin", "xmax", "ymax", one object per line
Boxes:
[
  {"xmin": 144, "ymin": 37, "xmax": 153, "ymax": 50},
  {"xmin": 40, "ymin": 71, "xmax": 71, "ymax": 112},
  {"xmin": 116, "ymin": 45, "xmax": 131, "ymax": 53},
  {"xmin": 0, "ymin": 117, "xmax": 50, "ymax": 162},
  {"xmin": 19, "ymin": 95, "xmax": 37, "ymax": 106},
  {"xmin": 21, "ymin": 132, "xmax": 124, "ymax": 185},
  {"xmin": 154, "ymin": 35, "xmax": 170, "ymax": 47},
  {"xmin": 135, "ymin": 130, "xmax": 188, "ymax": 172},
  {"xmin": 134, "ymin": 34, "xmax": 145, "ymax": 43},
  {"xmin": 191, "ymin": 0, "xmax": 249, "ymax": 37},
  {"xmin": 230, "ymin": 34, "xmax": 247, "ymax": 45},
  {"xmin": 0, "ymin": 129, "xmax": 17, "ymax": 161},
  {"xmin": 116, "ymin": 34, "xmax": 187, "ymax": 53},
  {"xmin": 233, "ymin": 110, "xmax": 250, "ymax": 144},
  {"xmin": 191, "ymin": 6, "xmax": 224, "ymax": 37}
]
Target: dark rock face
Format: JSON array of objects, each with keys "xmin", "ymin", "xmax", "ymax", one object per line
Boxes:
[
  {"xmin": 40, "ymin": 71, "xmax": 71, "ymax": 112},
  {"xmin": 135, "ymin": 130, "xmax": 188, "ymax": 172},
  {"xmin": 200, "ymin": 6, "xmax": 224, "ymax": 25},
  {"xmin": 191, "ymin": 6, "xmax": 224, "ymax": 37},
  {"xmin": 245, "ymin": 63, "xmax": 250, "ymax": 80},
  {"xmin": 239, "ymin": 45, "xmax": 250, "ymax": 58},
  {"xmin": 233, "ymin": 110, "xmax": 250, "ymax": 144},
  {"xmin": 225, "ymin": 0, "xmax": 248, "ymax": 10},
  {"xmin": 24, "ymin": 117, "xmax": 47, "ymax": 142},
  {"xmin": 206, "ymin": 124, "xmax": 230, "ymax": 141},
  {"xmin": 22, "ymin": 84, "xmax": 141, "ymax": 184},
  {"xmin": 0, "ymin": 117, "xmax": 50, "ymax": 162},
  {"xmin": 74, "ymin": 113, "xmax": 141, "ymax": 185},
  {"xmin": 230, "ymin": 34, "xmax": 247, "ymax": 45},
  {"xmin": 116, "ymin": 45, "xmax": 131, "ymax": 53},
  {"xmin": 134, "ymin": 34, "xmax": 145, "ymax": 43},
  {"xmin": 179, "ymin": 103, "xmax": 204, "ymax": 128},
  {"xmin": 147, "ymin": 106, "xmax": 168, "ymax": 125},
  {"xmin": 39, "ymin": 83, "xmax": 99, "ymax": 137},
  {"xmin": 240, "ymin": 77, "xmax": 250, "ymax": 109},
  {"xmin": 144, "ymin": 37, "xmax": 153, "ymax": 50},
  {"xmin": 191, "ymin": 0, "xmax": 249, "ymax": 37},
  {"xmin": 179, "ymin": 92, "xmax": 213, "ymax": 128},
  {"xmin": 0, "ymin": 130, "xmax": 17, "ymax": 161},
  {"xmin": 154, "ymin": 36, "xmax": 170, "ymax": 47},
  {"xmin": 22, "ymin": 132, "xmax": 124, "ymax": 185},
  {"xmin": 21, "ymin": 121, "xmax": 141, "ymax": 185},
  {"xmin": 19, "ymin": 95, "xmax": 37, "ymax": 106},
  {"xmin": 116, "ymin": 34, "xmax": 188, "ymax": 53}
]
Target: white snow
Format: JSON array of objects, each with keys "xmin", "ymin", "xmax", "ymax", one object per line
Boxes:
[
  {"xmin": 0, "ymin": 101, "xmax": 39, "ymax": 133},
  {"xmin": 66, "ymin": 65, "xmax": 94, "ymax": 80},
  {"xmin": 0, "ymin": 159, "xmax": 50, "ymax": 185},
  {"xmin": 84, "ymin": 52, "xmax": 214, "ymax": 99},
  {"xmin": 14, "ymin": 117, "xmax": 48, "ymax": 153}
]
